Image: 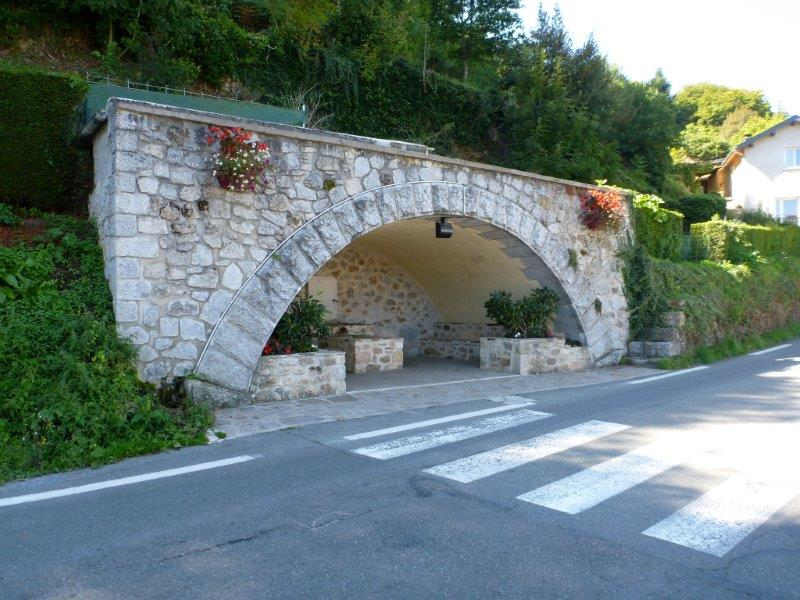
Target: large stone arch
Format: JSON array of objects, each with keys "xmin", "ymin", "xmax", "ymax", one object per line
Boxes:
[{"xmin": 194, "ymin": 181, "xmax": 618, "ymax": 392}]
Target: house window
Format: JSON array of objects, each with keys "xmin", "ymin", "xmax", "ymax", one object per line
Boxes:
[
  {"xmin": 784, "ymin": 147, "xmax": 800, "ymax": 168},
  {"xmin": 777, "ymin": 198, "xmax": 798, "ymax": 224}
]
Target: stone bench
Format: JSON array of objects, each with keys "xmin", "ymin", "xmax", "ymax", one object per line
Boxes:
[
  {"xmin": 420, "ymin": 322, "xmax": 505, "ymax": 361},
  {"xmin": 324, "ymin": 335, "xmax": 404, "ymax": 374}
]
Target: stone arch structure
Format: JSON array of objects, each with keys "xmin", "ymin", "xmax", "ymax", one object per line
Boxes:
[
  {"xmin": 195, "ymin": 180, "xmax": 609, "ymax": 392},
  {"xmin": 85, "ymin": 98, "xmax": 630, "ymax": 396}
]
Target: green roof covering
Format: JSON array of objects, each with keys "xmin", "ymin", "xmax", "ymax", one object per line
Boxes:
[{"xmin": 82, "ymin": 82, "xmax": 305, "ymax": 128}]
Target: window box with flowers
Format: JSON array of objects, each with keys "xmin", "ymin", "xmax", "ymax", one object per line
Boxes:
[{"xmin": 205, "ymin": 126, "xmax": 270, "ymax": 192}]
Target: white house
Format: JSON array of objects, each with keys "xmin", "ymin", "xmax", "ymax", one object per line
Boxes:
[{"xmin": 703, "ymin": 115, "xmax": 800, "ymax": 224}]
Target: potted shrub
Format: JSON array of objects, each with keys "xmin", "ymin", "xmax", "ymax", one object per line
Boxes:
[
  {"xmin": 253, "ymin": 297, "xmax": 345, "ymax": 402},
  {"xmin": 484, "ymin": 288, "xmax": 559, "ymax": 338},
  {"xmin": 480, "ymin": 288, "xmax": 588, "ymax": 374},
  {"xmin": 263, "ymin": 297, "xmax": 330, "ymax": 355}
]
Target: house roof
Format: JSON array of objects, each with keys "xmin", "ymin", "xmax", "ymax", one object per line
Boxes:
[
  {"xmin": 715, "ymin": 114, "xmax": 800, "ymax": 172},
  {"xmin": 735, "ymin": 114, "xmax": 800, "ymax": 150}
]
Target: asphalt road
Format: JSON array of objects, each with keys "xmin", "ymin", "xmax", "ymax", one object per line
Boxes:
[{"xmin": 2, "ymin": 341, "xmax": 800, "ymax": 599}]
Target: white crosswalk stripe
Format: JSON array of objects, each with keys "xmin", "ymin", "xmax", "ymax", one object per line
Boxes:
[
  {"xmin": 344, "ymin": 410, "xmax": 799, "ymax": 557},
  {"xmin": 351, "ymin": 409, "xmax": 551, "ymax": 460},
  {"xmin": 517, "ymin": 434, "xmax": 700, "ymax": 514},
  {"xmin": 643, "ymin": 473, "xmax": 800, "ymax": 557},
  {"xmin": 423, "ymin": 420, "xmax": 630, "ymax": 483},
  {"xmin": 343, "ymin": 401, "xmax": 535, "ymax": 441}
]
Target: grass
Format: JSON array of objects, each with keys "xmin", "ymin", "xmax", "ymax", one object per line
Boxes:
[
  {"xmin": 0, "ymin": 213, "xmax": 212, "ymax": 484},
  {"xmin": 658, "ymin": 322, "xmax": 800, "ymax": 370}
]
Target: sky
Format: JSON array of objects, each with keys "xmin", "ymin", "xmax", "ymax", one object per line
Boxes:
[{"xmin": 518, "ymin": 1, "xmax": 799, "ymax": 115}]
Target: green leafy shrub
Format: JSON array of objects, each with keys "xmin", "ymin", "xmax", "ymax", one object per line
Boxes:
[
  {"xmin": 734, "ymin": 209, "xmax": 781, "ymax": 226},
  {"xmin": 269, "ymin": 296, "xmax": 330, "ymax": 354},
  {"xmin": 0, "ymin": 201, "xmax": 20, "ymax": 226},
  {"xmin": 621, "ymin": 243, "xmax": 668, "ymax": 339},
  {"xmin": 0, "ymin": 62, "xmax": 91, "ymax": 213},
  {"xmin": 632, "ymin": 193, "xmax": 684, "ymax": 260},
  {"xmin": 484, "ymin": 288, "xmax": 560, "ymax": 338},
  {"xmin": 665, "ymin": 193, "xmax": 726, "ymax": 228},
  {"xmin": 0, "ymin": 215, "xmax": 211, "ymax": 483},
  {"xmin": 690, "ymin": 218, "xmax": 800, "ymax": 263}
]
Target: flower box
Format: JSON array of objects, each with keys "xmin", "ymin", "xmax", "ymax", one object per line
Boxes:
[
  {"xmin": 480, "ymin": 337, "xmax": 590, "ymax": 374},
  {"xmin": 251, "ymin": 350, "xmax": 346, "ymax": 402}
]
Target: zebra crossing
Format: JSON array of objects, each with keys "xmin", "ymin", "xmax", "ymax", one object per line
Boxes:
[{"xmin": 343, "ymin": 398, "xmax": 800, "ymax": 558}]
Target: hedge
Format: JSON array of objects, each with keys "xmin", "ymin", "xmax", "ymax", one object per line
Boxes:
[
  {"xmin": 690, "ymin": 219, "xmax": 800, "ymax": 263},
  {"xmin": 0, "ymin": 62, "xmax": 91, "ymax": 213},
  {"xmin": 632, "ymin": 193, "xmax": 684, "ymax": 261},
  {"xmin": 666, "ymin": 193, "xmax": 726, "ymax": 229}
]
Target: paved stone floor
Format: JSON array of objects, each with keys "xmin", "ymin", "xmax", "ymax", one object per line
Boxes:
[{"xmin": 212, "ymin": 358, "xmax": 660, "ymax": 440}]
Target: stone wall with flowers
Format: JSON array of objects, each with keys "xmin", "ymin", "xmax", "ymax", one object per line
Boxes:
[{"xmin": 87, "ymin": 98, "xmax": 631, "ymax": 392}]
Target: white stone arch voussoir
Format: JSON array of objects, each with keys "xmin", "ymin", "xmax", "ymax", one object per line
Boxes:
[{"xmin": 193, "ymin": 181, "xmax": 593, "ymax": 392}]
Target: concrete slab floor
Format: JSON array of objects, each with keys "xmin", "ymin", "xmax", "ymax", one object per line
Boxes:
[{"xmin": 211, "ymin": 358, "xmax": 661, "ymax": 441}]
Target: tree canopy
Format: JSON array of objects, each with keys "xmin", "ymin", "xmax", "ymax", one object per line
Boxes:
[{"xmin": 3, "ymin": 1, "xmax": 782, "ymax": 200}]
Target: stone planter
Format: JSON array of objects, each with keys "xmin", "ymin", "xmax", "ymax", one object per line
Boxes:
[
  {"xmin": 251, "ymin": 350, "xmax": 346, "ymax": 402},
  {"xmin": 480, "ymin": 337, "xmax": 590, "ymax": 375},
  {"xmin": 325, "ymin": 335, "xmax": 403, "ymax": 373}
]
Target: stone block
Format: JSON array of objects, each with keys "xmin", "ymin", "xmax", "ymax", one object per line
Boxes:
[
  {"xmin": 180, "ymin": 318, "xmax": 207, "ymax": 341},
  {"xmin": 115, "ymin": 301, "xmax": 139, "ymax": 323},
  {"xmin": 138, "ymin": 177, "xmax": 159, "ymax": 194},
  {"xmin": 116, "ymin": 192, "xmax": 151, "ymax": 215},
  {"xmin": 200, "ymin": 289, "xmax": 235, "ymax": 325},
  {"xmin": 221, "ymin": 263, "xmax": 243, "ymax": 290},
  {"xmin": 163, "ymin": 341, "xmax": 199, "ymax": 360},
  {"xmin": 116, "ymin": 279, "xmax": 152, "ymax": 300},
  {"xmin": 138, "ymin": 216, "xmax": 168, "ymax": 234},
  {"xmin": 167, "ymin": 299, "xmax": 200, "ymax": 316},
  {"xmin": 184, "ymin": 378, "xmax": 250, "ymax": 409},
  {"xmin": 187, "ymin": 270, "xmax": 219, "ymax": 288},
  {"xmin": 160, "ymin": 317, "xmax": 179, "ymax": 337},
  {"xmin": 196, "ymin": 348, "xmax": 254, "ymax": 392}
]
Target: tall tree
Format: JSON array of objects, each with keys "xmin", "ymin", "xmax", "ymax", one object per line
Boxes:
[{"xmin": 430, "ymin": 0, "xmax": 521, "ymax": 82}]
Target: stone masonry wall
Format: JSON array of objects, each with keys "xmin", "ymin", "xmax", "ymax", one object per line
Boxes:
[
  {"xmin": 325, "ymin": 336, "xmax": 404, "ymax": 373},
  {"xmin": 315, "ymin": 247, "xmax": 440, "ymax": 356},
  {"xmin": 89, "ymin": 98, "xmax": 631, "ymax": 391},
  {"xmin": 251, "ymin": 350, "xmax": 346, "ymax": 402},
  {"xmin": 419, "ymin": 322, "xmax": 506, "ymax": 362},
  {"xmin": 480, "ymin": 337, "xmax": 591, "ymax": 375}
]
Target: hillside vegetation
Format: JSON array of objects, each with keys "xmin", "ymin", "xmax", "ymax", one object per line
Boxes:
[
  {"xmin": 0, "ymin": 213, "xmax": 211, "ymax": 483},
  {"xmin": 1, "ymin": 1, "xmax": 780, "ymax": 206}
]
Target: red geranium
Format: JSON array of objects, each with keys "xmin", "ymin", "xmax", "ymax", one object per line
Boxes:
[{"xmin": 579, "ymin": 189, "xmax": 624, "ymax": 230}]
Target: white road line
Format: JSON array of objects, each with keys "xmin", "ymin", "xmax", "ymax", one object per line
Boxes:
[
  {"xmin": 344, "ymin": 400, "xmax": 535, "ymax": 441},
  {"xmin": 0, "ymin": 455, "xmax": 257, "ymax": 508},
  {"xmin": 517, "ymin": 437, "xmax": 698, "ymax": 514},
  {"xmin": 424, "ymin": 420, "xmax": 630, "ymax": 483},
  {"xmin": 352, "ymin": 410, "xmax": 552, "ymax": 460},
  {"xmin": 627, "ymin": 366, "xmax": 709, "ymax": 385},
  {"xmin": 748, "ymin": 343, "xmax": 792, "ymax": 356},
  {"xmin": 643, "ymin": 474, "xmax": 800, "ymax": 557},
  {"xmin": 346, "ymin": 374, "xmax": 522, "ymax": 394}
]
